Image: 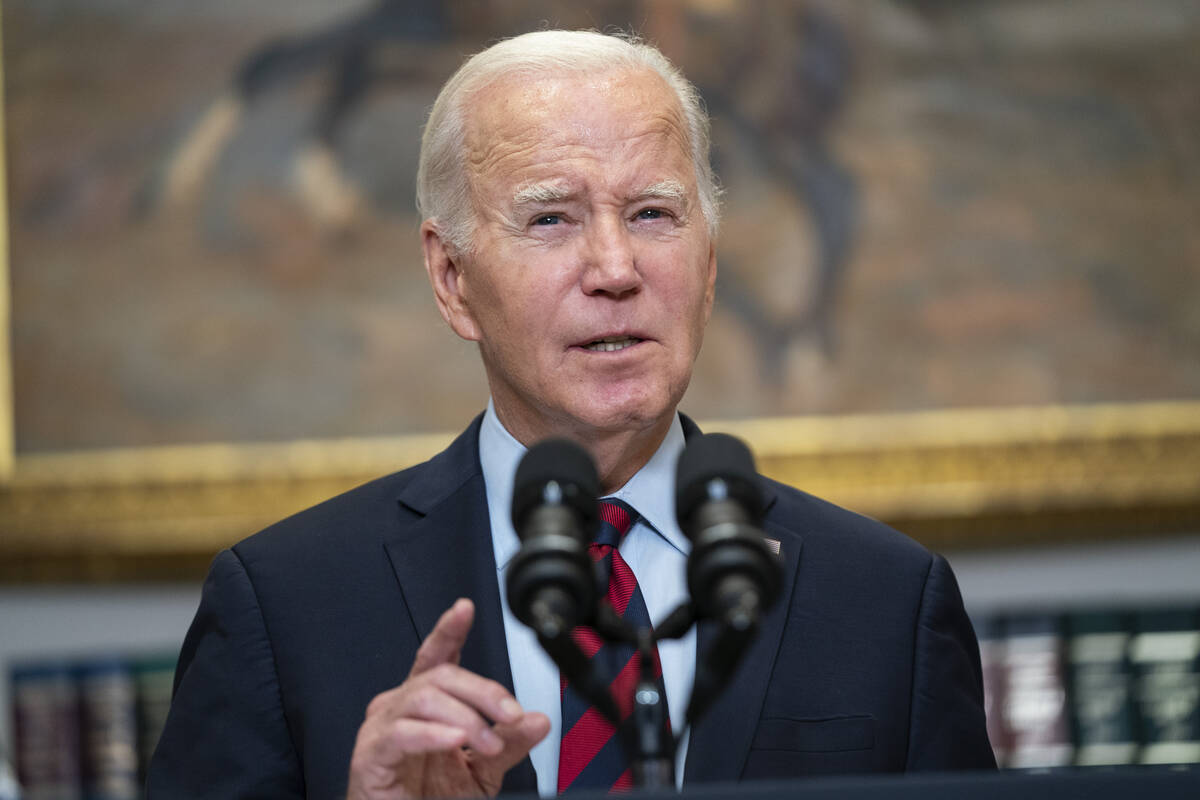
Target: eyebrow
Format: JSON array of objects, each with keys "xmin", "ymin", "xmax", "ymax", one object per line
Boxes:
[
  {"xmin": 634, "ymin": 180, "xmax": 688, "ymax": 206},
  {"xmin": 509, "ymin": 179, "xmax": 690, "ymax": 208},
  {"xmin": 512, "ymin": 182, "xmax": 573, "ymax": 206}
]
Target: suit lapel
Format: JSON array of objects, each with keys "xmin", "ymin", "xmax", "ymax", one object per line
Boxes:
[
  {"xmin": 683, "ymin": 489, "xmax": 805, "ymax": 784},
  {"xmin": 382, "ymin": 416, "xmax": 538, "ymax": 793}
]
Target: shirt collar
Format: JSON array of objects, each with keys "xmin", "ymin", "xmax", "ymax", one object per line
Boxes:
[
  {"xmin": 481, "ymin": 400, "xmax": 690, "ymax": 573},
  {"xmin": 604, "ymin": 418, "xmax": 688, "ymax": 555}
]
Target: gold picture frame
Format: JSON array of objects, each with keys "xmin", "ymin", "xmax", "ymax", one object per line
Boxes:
[{"xmin": 3, "ymin": 396, "xmax": 1200, "ymax": 582}]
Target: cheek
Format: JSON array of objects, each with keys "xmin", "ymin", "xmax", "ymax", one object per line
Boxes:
[
  {"xmin": 662, "ymin": 257, "xmax": 714, "ymax": 322},
  {"xmin": 465, "ymin": 265, "xmax": 530, "ymax": 331},
  {"xmin": 480, "ymin": 291, "xmax": 557, "ymax": 356}
]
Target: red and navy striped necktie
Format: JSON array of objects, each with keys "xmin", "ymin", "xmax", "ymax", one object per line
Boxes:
[{"xmin": 557, "ymin": 499, "xmax": 670, "ymax": 793}]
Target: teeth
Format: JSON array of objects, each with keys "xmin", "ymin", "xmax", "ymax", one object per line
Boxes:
[{"xmin": 585, "ymin": 336, "xmax": 639, "ymax": 352}]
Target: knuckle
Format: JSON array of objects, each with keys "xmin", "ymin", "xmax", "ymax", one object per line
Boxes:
[
  {"xmin": 389, "ymin": 718, "xmax": 412, "ymax": 744},
  {"xmin": 428, "ymin": 662, "xmax": 457, "ymax": 682},
  {"xmin": 363, "ymin": 682, "xmax": 408, "ymax": 719},
  {"xmin": 408, "ymin": 685, "xmax": 441, "ymax": 717},
  {"xmin": 364, "ymin": 692, "xmax": 390, "ymax": 719},
  {"xmin": 483, "ymin": 682, "xmax": 510, "ymax": 708}
]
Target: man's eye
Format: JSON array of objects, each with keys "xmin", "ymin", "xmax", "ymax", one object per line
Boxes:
[
  {"xmin": 636, "ymin": 208, "xmax": 665, "ymax": 220},
  {"xmin": 533, "ymin": 214, "xmax": 561, "ymax": 226}
]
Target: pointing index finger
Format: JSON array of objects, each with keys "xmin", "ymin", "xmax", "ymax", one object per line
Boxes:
[{"xmin": 409, "ymin": 597, "xmax": 474, "ymax": 677}]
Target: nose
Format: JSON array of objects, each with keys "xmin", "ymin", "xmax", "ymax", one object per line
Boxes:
[{"xmin": 580, "ymin": 214, "xmax": 641, "ymax": 298}]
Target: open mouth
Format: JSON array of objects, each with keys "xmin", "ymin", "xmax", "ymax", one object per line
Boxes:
[{"xmin": 583, "ymin": 336, "xmax": 642, "ymax": 353}]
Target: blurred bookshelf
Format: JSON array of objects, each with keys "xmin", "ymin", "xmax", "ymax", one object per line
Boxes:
[
  {"xmin": 975, "ymin": 604, "xmax": 1200, "ymax": 771},
  {"xmin": 4, "ymin": 603, "xmax": 1198, "ymax": 798},
  {"xmin": 7, "ymin": 654, "xmax": 173, "ymax": 800}
]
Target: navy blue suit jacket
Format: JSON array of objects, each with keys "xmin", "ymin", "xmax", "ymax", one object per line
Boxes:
[{"xmin": 147, "ymin": 415, "xmax": 995, "ymax": 798}]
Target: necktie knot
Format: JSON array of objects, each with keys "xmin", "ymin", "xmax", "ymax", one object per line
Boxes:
[{"xmin": 594, "ymin": 498, "xmax": 637, "ymax": 549}]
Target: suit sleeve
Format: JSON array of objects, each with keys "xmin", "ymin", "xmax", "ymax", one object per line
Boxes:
[
  {"xmin": 146, "ymin": 549, "xmax": 306, "ymax": 798},
  {"xmin": 904, "ymin": 554, "xmax": 998, "ymax": 770}
]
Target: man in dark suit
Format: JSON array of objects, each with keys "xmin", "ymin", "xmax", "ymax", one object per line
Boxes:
[{"xmin": 148, "ymin": 30, "xmax": 994, "ymax": 799}]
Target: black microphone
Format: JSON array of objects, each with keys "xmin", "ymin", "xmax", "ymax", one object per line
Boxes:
[
  {"xmin": 506, "ymin": 439, "xmax": 599, "ymax": 639},
  {"xmin": 676, "ymin": 433, "xmax": 782, "ymax": 630}
]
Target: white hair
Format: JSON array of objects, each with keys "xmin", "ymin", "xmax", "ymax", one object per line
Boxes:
[{"xmin": 416, "ymin": 29, "xmax": 721, "ymax": 253}]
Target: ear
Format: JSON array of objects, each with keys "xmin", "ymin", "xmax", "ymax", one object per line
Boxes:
[
  {"xmin": 422, "ymin": 220, "xmax": 481, "ymax": 342},
  {"xmin": 702, "ymin": 240, "xmax": 717, "ymax": 323}
]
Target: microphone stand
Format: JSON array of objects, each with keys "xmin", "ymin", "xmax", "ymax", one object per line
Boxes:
[
  {"xmin": 682, "ymin": 613, "xmax": 758, "ymax": 728},
  {"xmin": 525, "ymin": 591, "xmax": 622, "ymax": 725},
  {"xmin": 535, "ymin": 596, "xmax": 765, "ymax": 791},
  {"xmin": 630, "ymin": 627, "xmax": 672, "ymax": 789}
]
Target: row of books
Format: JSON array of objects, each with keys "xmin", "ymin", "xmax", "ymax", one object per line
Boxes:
[
  {"xmin": 7, "ymin": 654, "xmax": 175, "ymax": 800},
  {"xmin": 6, "ymin": 605, "xmax": 1198, "ymax": 796},
  {"xmin": 975, "ymin": 606, "xmax": 1200, "ymax": 769}
]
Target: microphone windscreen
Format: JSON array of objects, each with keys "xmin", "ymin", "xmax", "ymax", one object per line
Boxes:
[
  {"xmin": 675, "ymin": 433, "xmax": 762, "ymax": 527},
  {"xmin": 511, "ymin": 438, "xmax": 599, "ymax": 534}
]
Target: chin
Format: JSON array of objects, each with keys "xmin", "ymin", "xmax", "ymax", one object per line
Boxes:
[{"xmin": 567, "ymin": 392, "xmax": 675, "ymax": 436}]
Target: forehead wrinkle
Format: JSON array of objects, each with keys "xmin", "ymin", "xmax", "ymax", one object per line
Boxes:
[
  {"xmin": 467, "ymin": 89, "xmax": 689, "ymax": 173},
  {"xmin": 466, "ymin": 134, "xmax": 543, "ymax": 188},
  {"xmin": 463, "ymin": 69, "xmax": 698, "ymax": 220}
]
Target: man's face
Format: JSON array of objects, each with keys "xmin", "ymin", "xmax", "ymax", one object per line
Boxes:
[{"xmin": 427, "ymin": 67, "xmax": 716, "ymax": 445}]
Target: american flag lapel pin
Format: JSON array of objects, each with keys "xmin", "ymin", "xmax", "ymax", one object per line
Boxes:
[{"xmin": 765, "ymin": 537, "xmax": 781, "ymax": 555}]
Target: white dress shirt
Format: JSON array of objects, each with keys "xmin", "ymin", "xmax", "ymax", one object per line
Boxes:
[{"xmin": 480, "ymin": 401, "xmax": 696, "ymax": 795}]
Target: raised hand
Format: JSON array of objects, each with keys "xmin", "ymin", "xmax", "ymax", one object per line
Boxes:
[{"xmin": 347, "ymin": 598, "xmax": 550, "ymax": 799}]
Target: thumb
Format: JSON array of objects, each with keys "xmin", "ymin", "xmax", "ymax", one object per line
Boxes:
[{"xmin": 471, "ymin": 712, "xmax": 552, "ymax": 795}]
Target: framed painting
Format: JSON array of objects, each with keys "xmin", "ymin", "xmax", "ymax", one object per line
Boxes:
[{"xmin": 2, "ymin": 0, "xmax": 1198, "ymax": 580}]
